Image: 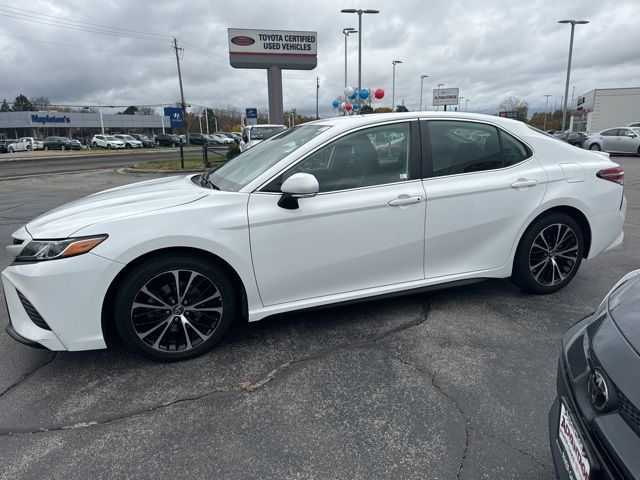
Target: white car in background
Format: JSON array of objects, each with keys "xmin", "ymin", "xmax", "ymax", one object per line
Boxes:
[
  {"xmin": 7, "ymin": 137, "xmax": 44, "ymax": 152},
  {"xmin": 113, "ymin": 134, "xmax": 143, "ymax": 149},
  {"xmin": 2, "ymin": 112, "xmax": 626, "ymax": 361},
  {"xmin": 208, "ymin": 133, "xmax": 234, "ymax": 145},
  {"xmin": 240, "ymin": 124, "xmax": 287, "ymax": 151},
  {"xmin": 91, "ymin": 135, "xmax": 125, "ymax": 149}
]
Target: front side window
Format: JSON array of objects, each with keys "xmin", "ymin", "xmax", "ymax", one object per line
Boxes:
[
  {"xmin": 428, "ymin": 121, "xmax": 502, "ymax": 176},
  {"xmin": 602, "ymin": 129, "xmax": 619, "ymax": 136},
  {"xmin": 265, "ymin": 122, "xmax": 412, "ymax": 193}
]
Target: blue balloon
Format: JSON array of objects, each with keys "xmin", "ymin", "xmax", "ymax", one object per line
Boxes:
[
  {"xmin": 332, "ymin": 99, "xmax": 340, "ymax": 108},
  {"xmin": 359, "ymin": 89, "xmax": 369, "ymax": 100},
  {"xmin": 349, "ymin": 93, "xmax": 357, "ymax": 101},
  {"xmin": 352, "ymin": 102, "xmax": 360, "ymax": 110}
]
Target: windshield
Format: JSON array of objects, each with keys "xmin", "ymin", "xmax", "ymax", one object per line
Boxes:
[
  {"xmin": 209, "ymin": 124, "xmax": 330, "ymax": 192},
  {"xmin": 123, "ymin": 135, "xmax": 135, "ymax": 140},
  {"xmin": 250, "ymin": 126, "xmax": 287, "ymax": 140},
  {"xmin": 105, "ymin": 136, "xmax": 117, "ymax": 141},
  {"xmin": 59, "ymin": 137, "xmax": 70, "ymax": 141}
]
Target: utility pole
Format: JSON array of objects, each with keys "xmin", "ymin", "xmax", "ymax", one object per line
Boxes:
[
  {"xmin": 316, "ymin": 77, "xmax": 320, "ymax": 119},
  {"xmin": 173, "ymin": 37, "xmax": 188, "ymax": 161},
  {"xmin": 205, "ymin": 108, "xmax": 209, "ymax": 135}
]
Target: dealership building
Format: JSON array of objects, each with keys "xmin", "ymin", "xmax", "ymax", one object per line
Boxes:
[
  {"xmin": 570, "ymin": 87, "xmax": 640, "ymax": 132},
  {"xmin": 0, "ymin": 110, "xmax": 171, "ymax": 140}
]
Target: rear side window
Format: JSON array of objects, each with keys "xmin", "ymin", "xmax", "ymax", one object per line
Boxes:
[
  {"xmin": 500, "ymin": 130, "xmax": 532, "ymax": 166},
  {"xmin": 427, "ymin": 121, "xmax": 502, "ymax": 177}
]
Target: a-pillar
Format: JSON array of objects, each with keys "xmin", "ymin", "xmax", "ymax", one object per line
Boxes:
[{"xmin": 267, "ymin": 66, "xmax": 284, "ymax": 125}]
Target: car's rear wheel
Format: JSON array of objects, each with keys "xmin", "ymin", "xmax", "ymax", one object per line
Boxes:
[
  {"xmin": 107, "ymin": 144, "xmax": 112, "ymax": 150},
  {"xmin": 92, "ymin": 142, "xmax": 97, "ymax": 148},
  {"xmin": 114, "ymin": 254, "xmax": 236, "ymax": 361},
  {"xmin": 8, "ymin": 147, "xmax": 14, "ymax": 153},
  {"xmin": 125, "ymin": 143, "xmax": 131, "ymax": 149},
  {"xmin": 589, "ymin": 143, "xmax": 601, "ymax": 151},
  {"xmin": 172, "ymin": 142, "xmax": 177, "ymax": 147},
  {"xmin": 512, "ymin": 213, "xmax": 583, "ymax": 294}
]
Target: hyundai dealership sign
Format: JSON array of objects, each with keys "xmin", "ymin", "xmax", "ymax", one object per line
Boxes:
[
  {"xmin": 228, "ymin": 28, "xmax": 317, "ymax": 69},
  {"xmin": 163, "ymin": 107, "xmax": 184, "ymax": 128}
]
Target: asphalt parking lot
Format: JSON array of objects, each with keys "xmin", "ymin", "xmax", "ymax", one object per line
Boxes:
[{"xmin": 0, "ymin": 156, "xmax": 638, "ymax": 480}]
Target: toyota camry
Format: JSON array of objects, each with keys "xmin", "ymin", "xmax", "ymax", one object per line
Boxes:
[
  {"xmin": 550, "ymin": 270, "xmax": 640, "ymax": 479},
  {"xmin": 2, "ymin": 112, "xmax": 626, "ymax": 361}
]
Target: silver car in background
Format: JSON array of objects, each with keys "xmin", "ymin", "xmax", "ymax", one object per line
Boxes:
[{"xmin": 583, "ymin": 126, "xmax": 640, "ymax": 154}]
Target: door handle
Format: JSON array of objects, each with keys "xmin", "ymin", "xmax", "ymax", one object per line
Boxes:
[
  {"xmin": 510, "ymin": 178, "xmax": 537, "ymax": 189},
  {"xmin": 388, "ymin": 196, "xmax": 423, "ymax": 206}
]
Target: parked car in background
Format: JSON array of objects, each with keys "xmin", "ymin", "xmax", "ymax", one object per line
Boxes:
[
  {"xmin": 188, "ymin": 133, "xmax": 210, "ymax": 145},
  {"xmin": 91, "ymin": 135, "xmax": 125, "ymax": 149},
  {"xmin": 240, "ymin": 124, "xmax": 287, "ymax": 151},
  {"xmin": 113, "ymin": 134, "xmax": 143, "ymax": 149},
  {"xmin": 554, "ymin": 131, "xmax": 588, "ymax": 147},
  {"xmin": 129, "ymin": 133, "xmax": 155, "ymax": 147},
  {"xmin": 0, "ymin": 139, "xmax": 16, "ymax": 154},
  {"xmin": 1, "ymin": 112, "xmax": 626, "ymax": 361},
  {"xmin": 628, "ymin": 122, "xmax": 640, "ymax": 128},
  {"xmin": 43, "ymin": 136, "xmax": 82, "ymax": 151},
  {"xmin": 549, "ymin": 269, "xmax": 640, "ymax": 480},
  {"xmin": 583, "ymin": 127, "xmax": 640, "ymax": 155},
  {"xmin": 208, "ymin": 133, "xmax": 234, "ymax": 145},
  {"xmin": 6, "ymin": 137, "xmax": 44, "ymax": 152},
  {"xmin": 154, "ymin": 133, "xmax": 181, "ymax": 147},
  {"xmin": 218, "ymin": 132, "xmax": 240, "ymax": 143}
]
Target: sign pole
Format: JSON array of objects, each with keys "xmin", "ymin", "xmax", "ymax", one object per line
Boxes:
[{"xmin": 173, "ymin": 37, "xmax": 189, "ymax": 145}]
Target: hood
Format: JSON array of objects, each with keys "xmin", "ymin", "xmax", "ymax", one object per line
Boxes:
[
  {"xmin": 25, "ymin": 175, "xmax": 207, "ymax": 238},
  {"xmin": 608, "ymin": 273, "xmax": 640, "ymax": 355}
]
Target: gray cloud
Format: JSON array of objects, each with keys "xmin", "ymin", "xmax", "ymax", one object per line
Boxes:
[{"xmin": 0, "ymin": 0, "xmax": 638, "ymax": 117}]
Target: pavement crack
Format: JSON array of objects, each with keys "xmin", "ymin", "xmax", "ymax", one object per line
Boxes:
[
  {"xmin": 0, "ymin": 298, "xmax": 432, "ymax": 436},
  {"xmin": 0, "ymin": 352, "xmax": 57, "ymax": 400},
  {"xmin": 392, "ymin": 349, "xmax": 470, "ymax": 480},
  {"xmin": 472, "ymin": 428, "xmax": 552, "ymax": 471}
]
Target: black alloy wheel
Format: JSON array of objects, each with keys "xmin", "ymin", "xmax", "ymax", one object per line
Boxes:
[
  {"xmin": 512, "ymin": 213, "xmax": 583, "ymax": 294},
  {"xmin": 114, "ymin": 253, "xmax": 236, "ymax": 361},
  {"xmin": 590, "ymin": 143, "xmax": 601, "ymax": 151}
]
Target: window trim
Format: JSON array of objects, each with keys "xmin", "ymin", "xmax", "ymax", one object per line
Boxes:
[
  {"xmin": 254, "ymin": 119, "xmax": 422, "ymax": 195},
  {"xmin": 419, "ymin": 118, "xmax": 534, "ymax": 180}
]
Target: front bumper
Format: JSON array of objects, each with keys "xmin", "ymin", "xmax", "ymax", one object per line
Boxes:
[{"xmin": 1, "ymin": 253, "xmax": 123, "ymax": 351}]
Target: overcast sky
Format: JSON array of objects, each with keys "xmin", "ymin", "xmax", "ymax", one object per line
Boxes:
[{"xmin": 1, "ymin": 0, "xmax": 639, "ymax": 117}]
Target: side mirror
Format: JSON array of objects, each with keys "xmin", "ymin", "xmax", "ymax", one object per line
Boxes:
[
  {"xmin": 278, "ymin": 173, "xmax": 319, "ymax": 209},
  {"xmin": 627, "ymin": 133, "xmax": 637, "ymax": 138}
]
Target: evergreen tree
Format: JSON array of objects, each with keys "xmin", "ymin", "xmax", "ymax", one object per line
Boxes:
[
  {"xmin": 11, "ymin": 94, "xmax": 35, "ymax": 111},
  {"xmin": 0, "ymin": 99, "xmax": 10, "ymax": 112}
]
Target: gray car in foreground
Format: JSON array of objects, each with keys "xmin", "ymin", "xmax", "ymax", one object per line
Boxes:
[
  {"xmin": 583, "ymin": 127, "xmax": 640, "ymax": 155},
  {"xmin": 549, "ymin": 270, "xmax": 640, "ymax": 480}
]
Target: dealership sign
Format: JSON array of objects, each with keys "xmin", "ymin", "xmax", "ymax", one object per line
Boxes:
[
  {"xmin": 499, "ymin": 111, "xmax": 519, "ymax": 119},
  {"xmin": 30, "ymin": 114, "xmax": 71, "ymax": 125},
  {"xmin": 433, "ymin": 88, "xmax": 459, "ymax": 106},
  {"xmin": 228, "ymin": 28, "xmax": 317, "ymax": 70},
  {"xmin": 163, "ymin": 107, "xmax": 184, "ymax": 129},
  {"xmin": 245, "ymin": 107, "xmax": 258, "ymax": 126}
]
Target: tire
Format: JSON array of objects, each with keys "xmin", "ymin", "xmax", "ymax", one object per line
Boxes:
[
  {"xmin": 125, "ymin": 144, "xmax": 131, "ymax": 149},
  {"xmin": 114, "ymin": 253, "xmax": 236, "ymax": 361},
  {"xmin": 107, "ymin": 144, "xmax": 112, "ymax": 150},
  {"xmin": 512, "ymin": 213, "xmax": 584, "ymax": 294},
  {"xmin": 61, "ymin": 145, "xmax": 66, "ymax": 151},
  {"xmin": 8, "ymin": 147, "xmax": 13, "ymax": 153},
  {"xmin": 589, "ymin": 143, "xmax": 601, "ymax": 151},
  {"xmin": 26, "ymin": 145, "xmax": 31, "ymax": 151},
  {"xmin": 44, "ymin": 146, "xmax": 49, "ymax": 151},
  {"xmin": 156, "ymin": 141, "xmax": 160, "ymax": 146},
  {"xmin": 172, "ymin": 142, "xmax": 177, "ymax": 147},
  {"xmin": 92, "ymin": 142, "xmax": 97, "ymax": 148}
]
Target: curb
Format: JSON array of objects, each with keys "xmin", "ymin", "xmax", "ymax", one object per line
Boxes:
[{"xmin": 119, "ymin": 167, "xmax": 206, "ymax": 175}]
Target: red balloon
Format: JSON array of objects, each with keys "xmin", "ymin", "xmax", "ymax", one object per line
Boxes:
[
  {"xmin": 374, "ymin": 88, "xmax": 385, "ymax": 100},
  {"xmin": 345, "ymin": 103, "xmax": 353, "ymax": 111}
]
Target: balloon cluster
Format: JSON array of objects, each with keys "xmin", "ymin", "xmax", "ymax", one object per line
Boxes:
[{"xmin": 332, "ymin": 86, "xmax": 385, "ymax": 115}]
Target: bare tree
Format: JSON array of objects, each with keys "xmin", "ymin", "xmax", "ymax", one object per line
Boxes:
[
  {"xmin": 499, "ymin": 96, "xmax": 529, "ymax": 121},
  {"xmin": 137, "ymin": 106, "xmax": 156, "ymax": 115},
  {"xmin": 30, "ymin": 95, "xmax": 51, "ymax": 111}
]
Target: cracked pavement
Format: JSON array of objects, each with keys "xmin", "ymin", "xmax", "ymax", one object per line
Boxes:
[{"xmin": 0, "ymin": 156, "xmax": 638, "ymax": 479}]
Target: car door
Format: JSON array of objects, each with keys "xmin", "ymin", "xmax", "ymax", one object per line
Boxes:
[
  {"xmin": 601, "ymin": 129, "xmax": 621, "ymax": 152},
  {"xmin": 617, "ymin": 128, "xmax": 638, "ymax": 153},
  {"xmin": 421, "ymin": 120, "xmax": 548, "ymax": 279},
  {"xmin": 247, "ymin": 120, "xmax": 426, "ymax": 306}
]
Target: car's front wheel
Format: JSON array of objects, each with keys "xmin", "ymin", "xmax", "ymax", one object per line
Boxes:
[
  {"xmin": 589, "ymin": 143, "xmax": 601, "ymax": 151},
  {"xmin": 8, "ymin": 147, "xmax": 14, "ymax": 153},
  {"xmin": 61, "ymin": 145, "xmax": 66, "ymax": 151},
  {"xmin": 512, "ymin": 213, "xmax": 584, "ymax": 294},
  {"xmin": 114, "ymin": 253, "xmax": 236, "ymax": 361}
]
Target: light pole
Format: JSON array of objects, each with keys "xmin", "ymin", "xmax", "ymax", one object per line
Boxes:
[
  {"xmin": 459, "ymin": 96, "xmax": 464, "ymax": 112},
  {"xmin": 341, "ymin": 8, "xmax": 380, "ymax": 109},
  {"xmin": 436, "ymin": 83, "xmax": 444, "ymax": 111},
  {"xmin": 342, "ymin": 27, "xmax": 357, "ymax": 88},
  {"xmin": 558, "ymin": 19, "xmax": 589, "ymax": 131},
  {"xmin": 543, "ymin": 94, "xmax": 552, "ymax": 130},
  {"xmin": 392, "ymin": 60, "xmax": 402, "ymax": 111},
  {"xmin": 465, "ymin": 99, "xmax": 470, "ymax": 111},
  {"xmin": 419, "ymin": 75, "xmax": 428, "ymax": 111}
]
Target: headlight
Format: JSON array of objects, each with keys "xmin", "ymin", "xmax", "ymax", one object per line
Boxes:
[{"xmin": 15, "ymin": 235, "xmax": 107, "ymax": 262}]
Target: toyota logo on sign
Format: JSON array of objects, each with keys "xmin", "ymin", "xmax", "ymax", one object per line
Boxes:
[{"xmin": 231, "ymin": 36, "xmax": 255, "ymax": 46}]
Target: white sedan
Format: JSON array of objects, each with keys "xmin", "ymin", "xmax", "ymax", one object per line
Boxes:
[
  {"xmin": 7, "ymin": 137, "xmax": 44, "ymax": 152},
  {"xmin": 2, "ymin": 112, "xmax": 626, "ymax": 361},
  {"xmin": 113, "ymin": 134, "xmax": 143, "ymax": 148},
  {"xmin": 91, "ymin": 135, "xmax": 125, "ymax": 149}
]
